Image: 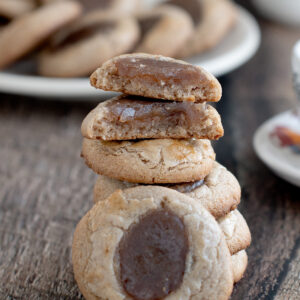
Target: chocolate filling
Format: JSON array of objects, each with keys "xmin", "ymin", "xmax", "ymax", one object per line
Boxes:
[
  {"xmin": 115, "ymin": 57, "xmax": 208, "ymax": 88},
  {"xmin": 166, "ymin": 0, "xmax": 202, "ymax": 24},
  {"xmin": 51, "ymin": 21, "xmax": 115, "ymax": 50},
  {"xmin": 80, "ymin": 0, "xmax": 111, "ymax": 11},
  {"xmin": 118, "ymin": 209, "xmax": 188, "ymax": 300},
  {"xmin": 166, "ymin": 179, "xmax": 205, "ymax": 193},
  {"xmin": 104, "ymin": 96, "xmax": 206, "ymax": 128}
]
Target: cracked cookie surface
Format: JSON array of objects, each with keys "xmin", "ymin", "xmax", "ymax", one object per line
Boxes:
[
  {"xmin": 82, "ymin": 138, "xmax": 215, "ymax": 183},
  {"xmin": 72, "ymin": 186, "xmax": 233, "ymax": 300}
]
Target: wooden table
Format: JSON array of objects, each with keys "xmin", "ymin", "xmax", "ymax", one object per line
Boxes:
[{"xmin": 1, "ymin": 9, "xmax": 300, "ymax": 300}]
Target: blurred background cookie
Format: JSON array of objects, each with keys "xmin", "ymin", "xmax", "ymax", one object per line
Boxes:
[
  {"xmin": 38, "ymin": 14, "xmax": 140, "ymax": 77},
  {"xmin": 0, "ymin": 0, "xmax": 82, "ymax": 70},
  {"xmin": 168, "ymin": 0, "xmax": 237, "ymax": 57},
  {"xmin": 0, "ymin": 0, "xmax": 36, "ymax": 20},
  {"xmin": 134, "ymin": 4, "xmax": 193, "ymax": 57}
]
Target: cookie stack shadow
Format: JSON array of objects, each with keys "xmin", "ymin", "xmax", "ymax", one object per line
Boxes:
[{"xmin": 74, "ymin": 53, "xmax": 251, "ymax": 299}]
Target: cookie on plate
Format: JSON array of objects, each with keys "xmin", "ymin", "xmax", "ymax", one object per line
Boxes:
[
  {"xmin": 0, "ymin": 0, "xmax": 82, "ymax": 69},
  {"xmin": 0, "ymin": 0, "xmax": 36, "ymax": 19},
  {"xmin": 81, "ymin": 95, "xmax": 223, "ymax": 141},
  {"xmin": 82, "ymin": 138, "xmax": 215, "ymax": 184},
  {"xmin": 90, "ymin": 53, "xmax": 222, "ymax": 102},
  {"xmin": 38, "ymin": 15, "xmax": 140, "ymax": 77},
  {"xmin": 218, "ymin": 209, "xmax": 251, "ymax": 255},
  {"xmin": 72, "ymin": 186, "xmax": 234, "ymax": 300},
  {"xmin": 94, "ymin": 161, "xmax": 240, "ymax": 218},
  {"xmin": 169, "ymin": 0, "xmax": 237, "ymax": 57},
  {"xmin": 232, "ymin": 250, "xmax": 248, "ymax": 283},
  {"xmin": 134, "ymin": 4, "xmax": 193, "ymax": 57}
]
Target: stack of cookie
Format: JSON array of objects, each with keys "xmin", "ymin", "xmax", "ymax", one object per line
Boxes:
[{"xmin": 73, "ymin": 53, "xmax": 251, "ymax": 300}]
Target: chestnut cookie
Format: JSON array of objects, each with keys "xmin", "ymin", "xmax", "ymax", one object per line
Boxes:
[
  {"xmin": 134, "ymin": 4, "xmax": 193, "ymax": 57},
  {"xmin": 82, "ymin": 138, "xmax": 215, "ymax": 184},
  {"xmin": 169, "ymin": 0, "xmax": 237, "ymax": 57},
  {"xmin": 232, "ymin": 250, "xmax": 248, "ymax": 283},
  {"xmin": 0, "ymin": 0, "xmax": 81, "ymax": 69},
  {"xmin": 218, "ymin": 209, "xmax": 251, "ymax": 255},
  {"xmin": 81, "ymin": 95, "xmax": 223, "ymax": 141},
  {"xmin": 72, "ymin": 186, "xmax": 234, "ymax": 300},
  {"xmin": 38, "ymin": 14, "xmax": 140, "ymax": 77},
  {"xmin": 0, "ymin": 0, "xmax": 36, "ymax": 19},
  {"xmin": 90, "ymin": 53, "xmax": 222, "ymax": 102},
  {"xmin": 94, "ymin": 161, "xmax": 240, "ymax": 218}
]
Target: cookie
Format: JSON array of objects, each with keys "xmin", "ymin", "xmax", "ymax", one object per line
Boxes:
[
  {"xmin": 82, "ymin": 137, "xmax": 215, "ymax": 184},
  {"xmin": 72, "ymin": 186, "xmax": 233, "ymax": 300},
  {"xmin": 38, "ymin": 15, "xmax": 140, "ymax": 77},
  {"xmin": 231, "ymin": 250, "xmax": 248, "ymax": 283},
  {"xmin": 90, "ymin": 53, "xmax": 222, "ymax": 102},
  {"xmin": 94, "ymin": 161, "xmax": 240, "ymax": 218},
  {"xmin": 81, "ymin": 95, "xmax": 223, "ymax": 141},
  {"xmin": 0, "ymin": 0, "xmax": 82, "ymax": 70},
  {"xmin": 169, "ymin": 0, "xmax": 237, "ymax": 57},
  {"xmin": 134, "ymin": 4, "xmax": 193, "ymax": 57},
  {"xmin": 0, "ymin": 0, "xmax": 36, "ymax": 19},
  {"xmin": 218, "ymin": 209, "xmax": 251, "ymax": 255}
]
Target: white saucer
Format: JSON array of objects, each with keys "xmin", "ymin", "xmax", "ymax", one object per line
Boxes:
[
  {"xmin": 0, "ymin": 5, "xmax": 260, "ymax": 99},
  {"xmin": 253, "ymin": 108, "xmax": 300, "ymax": 187}
]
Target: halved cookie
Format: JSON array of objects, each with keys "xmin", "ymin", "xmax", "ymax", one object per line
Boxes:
[
  {"xmin": 90, "ymin": 53, "xmax": 222, "ymax": 102},
  {"xmin": 0, "ymin": 0, "xmax": 82, "ymax": 69},
  {"xmin": 94, "ymin": 161, "xmax": 240, "ymax": 218},
  {"xmin": 218, "ymin": 209, "xmax": 251, "ymax": 255},
  {"xmin": 82, "ymin": 95, "xmax": 223, "ymax": 140},
  {"xmin": 169, "ymin": 0, "xmax": 237, "ymax": 57},
  {"xmin": 134, "ymin": 4, "xmax": 193, "ymax": 57},
  {"xmin": 0, "ymin": 0, "xmax": 36, "ymax": 19},
  {"xmin": 82, "ymin": 138, "xmax": 215, "ymax": 183},
  {"xmin": 232, "ymin": 250, "xmax": 248, "ymax": 283},
  {"xmin": 72, "ymin": 186, "xmax": 234, "ymax": 300},
  {"xmin": 38, "ymin": 15, "xmax": 140, "ymax": 77}
]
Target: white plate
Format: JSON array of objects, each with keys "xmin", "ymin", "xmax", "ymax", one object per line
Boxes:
[
  {"xmin": 0, "ymin": 5, "xmax": 260, "ymax": 99},
  {"xmin": 253, "ymin": 108, "xmax": 300, "ymax": 187}
]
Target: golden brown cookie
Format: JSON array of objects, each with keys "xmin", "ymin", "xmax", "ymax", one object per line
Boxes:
[
  {"xmin": 170, "ymin": 0, "xmax": 237, "ymax": 57},
  {"xmin": 134, "ymin": 4, "xmax": 193, "ymax": 57},
  {"xmin": 72, "ymin": 186, "xmax": 234, "ymax": 300},
  {"xmin": 82, "ymin": 138, "xmax": 215, "ymax": 184},
  {"xmin": 94, "ymin": 161, "xmax": 240, "ymax": 218},
  {"xmin": 232, "ymin": 250, "xmax": 248, "ymax": 283},
  {"xmin": 218, "ymin": 209, "xmax": 251, "ymax": 255},
  {"xmin": 90, "ymin": 53, "xmax": 222, "ymax": 102},
  {"xmin": 0, "ymin": 0, "xmax": 82, "ymax": 69},
  {"xmin": 38, "ymin": 14, "xmax": 140, "ymax": 77},
  {"xmin": 81, "ymin": 95, "xmax": 223, "ymax": 141},
  {"xmin": 0, "ymin": 0, "xmax": 36, "ymax": 19}
]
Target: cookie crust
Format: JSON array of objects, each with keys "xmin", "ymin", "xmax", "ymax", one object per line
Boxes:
[
  {"xmin": 82, "ymin": 138, "xmax": 215, "ymax": 183},
  {"xmin": 93, "ymin": 161, "xmax": 240, "ymax": 218},
  {"xmin": 72, "ymin": 186, "xmax": 233, "ymax": 300},
  {"xmin": 81, "ymin": 95, "xmax": 223, "ymax": 141},
  {"xmin": 90, "ymin": 53, "xmax": 222, "ymax": 102}
]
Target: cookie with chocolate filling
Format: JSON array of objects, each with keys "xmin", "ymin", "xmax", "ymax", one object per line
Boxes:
[
  {"xmin": 168, "ymin": 0, "xmax": 237, "ymax": 57},
  {"xmin": 90, "ymin": 53, "xmax": 222, "ymax": 102},
  {"xmin": 0, "ymin": 0, "xmax": 82, "ymax": 69},
  {"xmin": 134, "ymin": 4, "xmax": 193, "ymax": 57},
  {"xmin": 218, "ymin": 209, "xmax": 251, "ymax": 255},
  {"xmin": 0, "ymin": 0, "xmax": 36, "ymax": 19},
  {"xmin": 38, "ymin": 15, "xmax": 140, "ymax": 77},
  {"xmin": 72, "ymin": 186, "xmax": 234, "ymax": 300},
  {"xmin": 231, "ymin": 250, "xmax": 248, "ymax": 283},
  {"xmin": 82, "ymin": 138, "xmax": 215, "ymax": 184},
  {"xmin": 82, "ymin": 95, "xmax": 223, "ymax": 141},
  {"xmin": 94, "ymin": 161, "xmax": 240, "ymax": 218}
]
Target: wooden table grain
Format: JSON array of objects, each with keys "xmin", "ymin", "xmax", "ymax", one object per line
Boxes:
[{"xmin": 1, "ymin": 13, "xmax": 300, "ymax": 300}]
